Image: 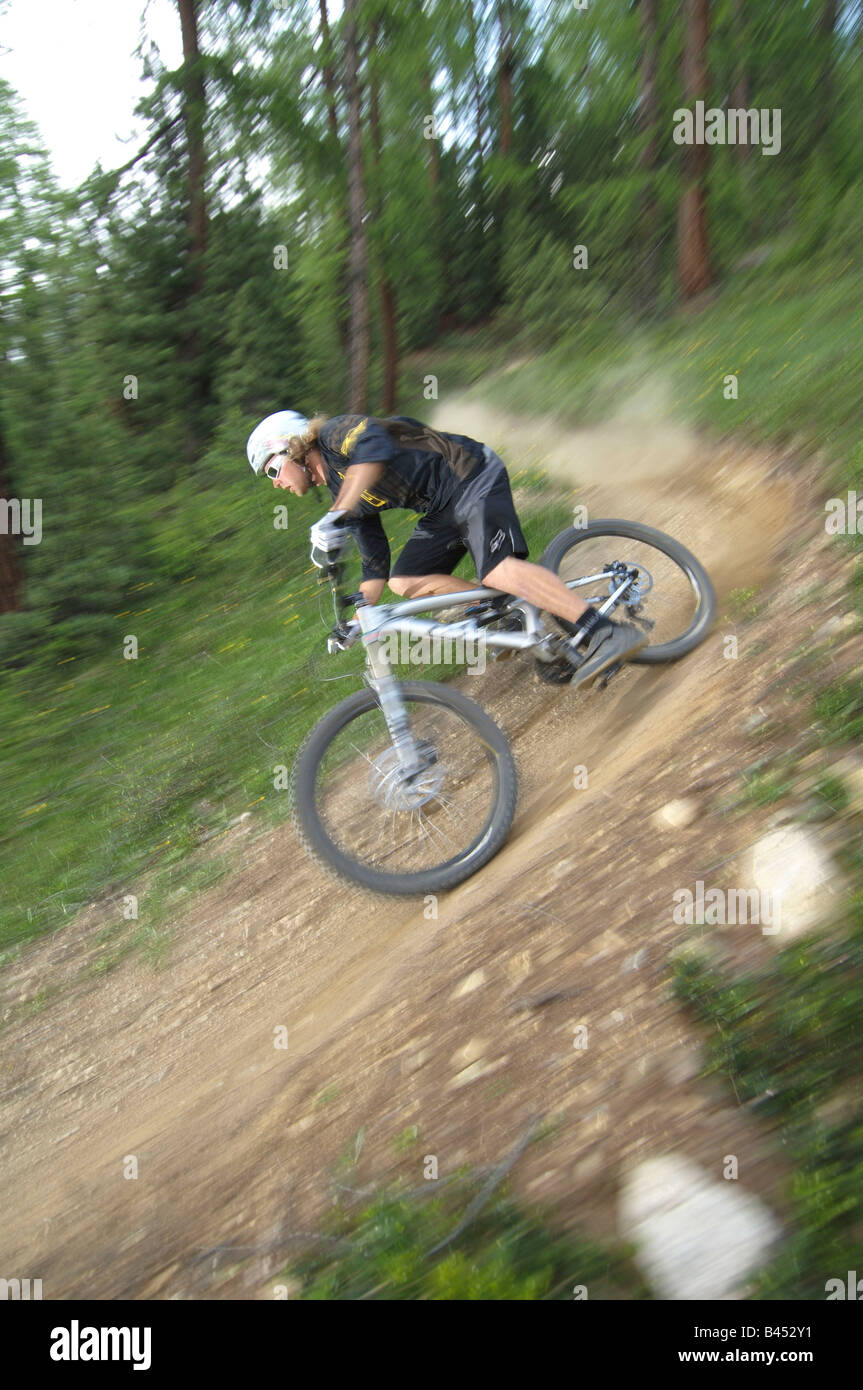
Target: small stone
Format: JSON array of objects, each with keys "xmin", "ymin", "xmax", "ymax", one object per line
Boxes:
[
  {"xmin": 664, "ymin": 1045, "xmax": 703, "ymax": 1087},
  {"xmin": 652, "ymin": 798, "xmax": 700, "ymax": 831},
  {"xmin": 401, "ymin": 1048, "xmax": 430, "ymax": 1075},
  {"xmin": 450, "ymin": 1037, "xmax": 487, "ymax": 1070},
  {"xmin": 582, "ymin": 1105, "xmax": 610, "ymax": 1135},
  {"xmin": 505, "ymin": 951, "xmax": 532, "ymax": 983},
  {"xmin": 450, "ymin": 968, "xmax": 486, "ymax": 999},
  {"xmin": 621, "ymin": 947, "xmax": 649, "ymax": 973},
  {"xmin": 447, "ymin": 1055, "xmax": 509, "ymax": 1090},
  {"xmin": 812, "ymin": 613, "xmax": 858, "ymax": 642},
  {"xmin": 572, "ymin": 1151, "xmax": 604, "ymax": 1183},
  {"xmin": 743, "ymin": 707, "xmax": 770, "ymax": 733}
]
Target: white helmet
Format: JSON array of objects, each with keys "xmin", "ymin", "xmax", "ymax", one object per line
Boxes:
[{"xmin": 246, "ymin": 410, "xmax": 310, "ymax": 475}]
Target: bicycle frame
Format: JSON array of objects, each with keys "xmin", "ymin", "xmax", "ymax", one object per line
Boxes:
[
  {"xmin": 353, "ymin": 570, "xmax": 636, "ymax": 657},
  {"xmin": 320, "ymin": 557, "xmax": 638, "ymax": 778}
]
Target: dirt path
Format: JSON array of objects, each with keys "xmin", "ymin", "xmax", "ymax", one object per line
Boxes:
[{"xmin": 0, "ymin": 392, "xmax": 812, "ymax": 1299}]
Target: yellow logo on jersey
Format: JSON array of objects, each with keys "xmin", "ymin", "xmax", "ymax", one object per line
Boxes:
[
  {"xmin": 334, "ymin": 467, "xmax": 387, "ymax": 508},
  {"xmin": 340, "ymin": 417, "xmax": 368, "ymax": 457}
]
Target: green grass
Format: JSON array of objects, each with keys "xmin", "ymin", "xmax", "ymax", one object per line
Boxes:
[
  {"xmin": 726, "ymin": 587, "xmax": 763, "ymax": 622},
  {"xmin": 813, "ymin": 774, "xmax": 850, "ymax": 817},
  {"xmin": 813, "ymin": 678, "xmax": 863, "ymax": 746},
  {"xmin": 740, "ymin": 765, "xmax": 794, "ymax": 807},
  {"xmin": 280, "ymin": 1172, "xmax": 646, "ymax": 1300}
]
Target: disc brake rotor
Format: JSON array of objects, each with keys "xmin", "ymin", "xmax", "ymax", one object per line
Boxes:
[
  {"xmin": 606, "ymin": 560, "xmax": 653, "ymax": 611},
  {"xmin": 369, "ymin": 744, "xmax": 445, "ymax": 811}
]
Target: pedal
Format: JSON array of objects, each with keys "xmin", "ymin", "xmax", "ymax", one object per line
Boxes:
[
  {"xmin": 596, "ymin": 661, "xmax": 623, "ymax": 690},
  {"xmin": 534, "ymin": 655, "xmax": 575, "ymax": 685}
]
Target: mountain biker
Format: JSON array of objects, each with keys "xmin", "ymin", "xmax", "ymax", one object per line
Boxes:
[{"xmin": 246, "ymin": 410, "xmax": 647, "ymax": 684}]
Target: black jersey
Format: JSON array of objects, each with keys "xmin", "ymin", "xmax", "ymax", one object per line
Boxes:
[{"xmin": 316, "ymin": 414, "xmax": 487, "ymax": 581}]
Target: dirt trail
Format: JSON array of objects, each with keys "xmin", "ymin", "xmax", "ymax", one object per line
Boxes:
[{"xmin": 0, "ymin": 391, "xmax": 806, "ymax": 1299}]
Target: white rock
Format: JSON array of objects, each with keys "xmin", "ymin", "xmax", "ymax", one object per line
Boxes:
[
  {"xmin": 652, "ymin": 798, "xmax": 700, "ymax": 831},
  {"xmin": 745, "ymin": 824, "xmax": 836, "ymax": 941},
  {"xmin": 618, "ymin": 1155, "xmax": 782, "ymax": 1299}
]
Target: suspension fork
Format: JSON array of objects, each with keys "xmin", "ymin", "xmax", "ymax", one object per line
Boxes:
[{"xmin": 356, "ymin": 605, "xmax": 426, "ymax": 776}]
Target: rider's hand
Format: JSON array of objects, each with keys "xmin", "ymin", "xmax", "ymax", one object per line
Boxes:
[
  {"xmin": 310, "ymin": 509, "xmax": 348, "ymax": 554},
  {"xmin": 327, "ymin": 618, "xmax": 361, "ymax": 653}
]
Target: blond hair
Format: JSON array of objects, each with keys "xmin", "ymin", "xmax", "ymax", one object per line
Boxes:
[{"xmin": 286, "ymin": 414, "xmax": 328, "ymax": 465}]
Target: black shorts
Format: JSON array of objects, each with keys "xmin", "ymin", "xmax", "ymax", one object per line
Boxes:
[{"xmin": 390, "ymin": 450, "xmax": 528, "ymax": 584}]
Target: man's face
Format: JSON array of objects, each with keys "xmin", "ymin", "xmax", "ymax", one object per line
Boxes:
[{"xmin": 266, "ymin": 444, "xmax": 311, "ymax": 495}]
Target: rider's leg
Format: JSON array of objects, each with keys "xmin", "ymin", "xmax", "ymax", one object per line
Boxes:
[
  {"xmin": 480, "ymin": 555, "xmax": 589, "ymax": 625},
  {"xmin": 388, "ymin": 573, "xmax": 476, "ymax": 598},
  {"xmin": 482, "ymin": 553, "xmax": 646, "ymax": 680}
]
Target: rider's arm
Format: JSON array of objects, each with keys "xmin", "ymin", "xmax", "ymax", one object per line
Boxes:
[
  {"xmin": 331, "ymin": 461, "xmax": 385, "ymax": 515},
  {"xmin": 347, "ymin": 513, "xmax": 390, "ymax": 608},
  {"xmin": 358, "ymin": 578, "xmax": 386, "ymax": 606}
]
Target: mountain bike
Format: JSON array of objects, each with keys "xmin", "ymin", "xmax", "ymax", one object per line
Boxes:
[{"xmin": 291, "ymin": 519, "xmax": 716, "ymax": 895}]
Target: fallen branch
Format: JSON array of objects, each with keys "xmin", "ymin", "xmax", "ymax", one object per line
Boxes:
[{"xmin": 425, "ymin": 1113, "xmax": 546, "ymax": 1259}]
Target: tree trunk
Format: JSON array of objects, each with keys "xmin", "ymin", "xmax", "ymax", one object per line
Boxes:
[
  {"xmin": 378, "ymin": 279, "xmax": 398, "ymax": 414},
  {"xmin": 730, "ymin": 0, "xmax": 750, "ymax": 167},
  {"xmin": 0, "ymin": 411, "xmax": 22, "ymax": 613},
  {"xmin": 177, "ymin": 0, "xmax": 207, "ymax": 283},
  {"xmin": 467, "ymin": 0, "xmax": 485, "ymax": 170},
  {"xmin": 319, "ymin": 0, "xmax": 350, "ymax": 355},
  {"xmin": 318, "ymin": 0, "xmax": 340, "ymax": 142},
  {"xmin": 677, "ymin": 0, "xmax": 712, "ymax": 302},
  {"xmin": 369, "ymin": 24, "xmax": 399, "ymax": 412},
  {"xmin": 731, "ymin": 0, "xmax": 758, "ymax": 237},
  {"xmin": 813, "ymin": 0, "xmax": 839, "ymax": 149},
  {"xmin": 497, "ymin": 1, "xmax": 514, "ymax": 156},
  {"xmin": 637, "ymin": 0, "xmax": 662, "ymax": 307},
  {"xmin": 176, "ymin": 0, "xmax": 208, "ymax": 459},
  {"xmin": 343, "ymin": 0, "xmax": 370, "ymax": 412}
]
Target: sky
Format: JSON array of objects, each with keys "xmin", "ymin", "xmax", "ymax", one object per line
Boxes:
[{"xmin": 1, "ymin": 0, "xmax": 184, "ymax": 189}]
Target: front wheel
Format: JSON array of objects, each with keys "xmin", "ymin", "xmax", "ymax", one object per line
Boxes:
[
  {"xmin": 291, "ymin": 681, "xmax": 517, "ymax": 895},
  {"xmin": 540, "ymin": 519, "xmax": 716, "ymax": 663}
]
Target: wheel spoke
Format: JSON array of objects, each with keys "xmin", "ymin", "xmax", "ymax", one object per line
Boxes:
[{"xmin": 311, "ymin": 696, "xmax": 501, "ymax": 877}]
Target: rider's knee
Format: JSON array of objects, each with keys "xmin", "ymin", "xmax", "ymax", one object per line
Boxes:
[
  {"xmin": 482, "ymin": 555, "xmax": 521, "ymax": 588},
  {"xmin": 388, "ymin": 575, "xmax": 418, "ymax": 597}
]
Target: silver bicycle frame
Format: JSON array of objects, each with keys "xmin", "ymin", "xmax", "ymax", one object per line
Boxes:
[{"xmin": 352, "ymin": 574, "xmax": 633, "ymax": 775}]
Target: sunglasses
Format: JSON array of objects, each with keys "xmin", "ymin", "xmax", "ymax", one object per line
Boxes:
[{"xmin": 264, "ymin": 451, "xmax": 289, "ymax": 480}]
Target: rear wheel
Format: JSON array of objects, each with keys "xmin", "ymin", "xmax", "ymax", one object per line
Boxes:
[
  {"xmin": 540, "ymin": 519, "xmax": 716, "ymax": 663},
  {"xmin": 292, "ymin": 680, "xmax": 517, "ymax": 895}
]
